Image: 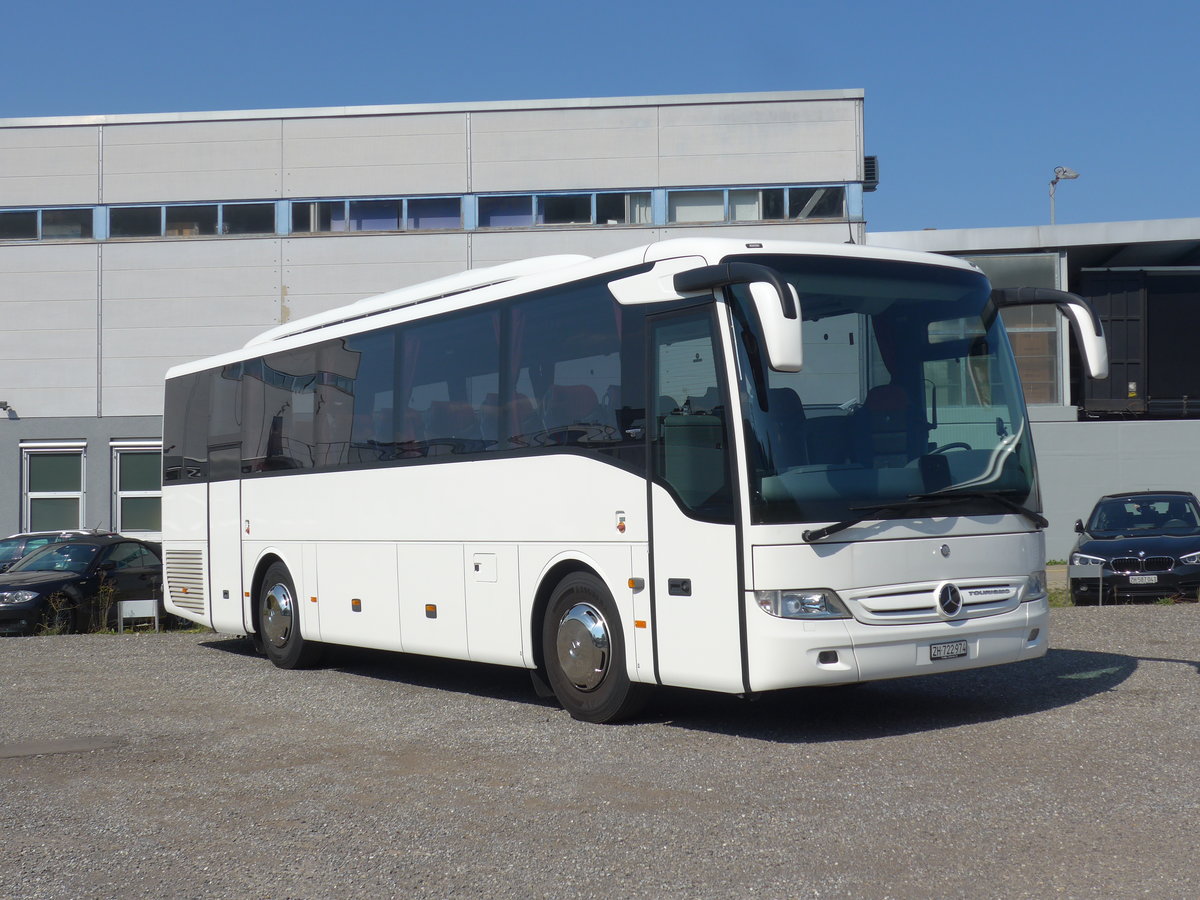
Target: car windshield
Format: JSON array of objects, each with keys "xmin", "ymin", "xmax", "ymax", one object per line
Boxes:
[
  {"xmin": 0, "ymin": 539, "xmax": 26, "ymax": 563},
  {"xmin": 8, "ymin": 542, "xmax": 100, "ymax": 574},
  {"xmin": 1086, "ymin": 496, "xmax": 1200, "ymax": 536},
  {"xmin": 727, "ymin": 253, "xmax": 1037, "ymax": 525}
]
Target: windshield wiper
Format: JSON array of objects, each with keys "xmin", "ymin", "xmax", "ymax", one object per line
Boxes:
[
  {"xmin": 908, "ymin": 490, "xmax": 1048, "ymax": 530},
  {"xmin": 802, "ymin": 491, "xmax": 1047, "ymax": 543}
]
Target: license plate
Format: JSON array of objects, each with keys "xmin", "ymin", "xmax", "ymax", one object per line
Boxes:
[
  {"xmin": 930, "ymin": 639, "xmax": 968, "ymax": 661},
  {"xmin": 1128, "ymin": 574, "xmax": 1158, "ymax": 584}
]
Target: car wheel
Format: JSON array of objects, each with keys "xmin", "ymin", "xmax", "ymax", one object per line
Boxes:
[
  {"xmin": 258, "ymin": 562, "xmax": 323, "ymax": 669},
  {"xmin": 42, "ymin": 594, "xmax": 77, "ymax": 634},
  {"xmin": 541, "ymin": 571, "xmax": 647, "ymax": 723}
]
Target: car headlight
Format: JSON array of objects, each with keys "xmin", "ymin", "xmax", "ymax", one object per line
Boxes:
[
  {"xmin": 755, "ymin": 588, "xmax": 850, "ymax": 619},
  {"xmin": 1180, "ymin": 551, "xmax": 1200, "ymax": 566},
  {"xmin": 1070, "ymin": 552, "xmax": 1105, "ymax": 567},
  {"xmin": 0, "ymin": 589, "xmax": 40, "ymax": 605}
]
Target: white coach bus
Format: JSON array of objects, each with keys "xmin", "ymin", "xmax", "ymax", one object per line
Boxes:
[{"xmin": 162, "ymin": 238, "xmax": 1108, "ymax": 722}]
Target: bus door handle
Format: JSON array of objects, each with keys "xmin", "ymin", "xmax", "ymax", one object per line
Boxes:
[{"xmin": 668, "ymin": 578, "xmax": 692, "ymax": 597}]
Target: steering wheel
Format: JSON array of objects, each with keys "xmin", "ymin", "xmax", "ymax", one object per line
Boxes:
[{"xmin": 930, "ymin": 442, "xmax": 972, "ymax": 454}]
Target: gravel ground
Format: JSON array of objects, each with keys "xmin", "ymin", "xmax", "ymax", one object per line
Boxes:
[{"xmin": 2, "ymin": 605, "xmax": 1198, "ymax": 899}]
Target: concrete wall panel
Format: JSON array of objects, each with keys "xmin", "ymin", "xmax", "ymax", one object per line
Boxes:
[
  {"xmin": 281, "ymin": 234, "xmax": 469, "ymax": 318},
  {"xmin": 659, "ymin": 100, "xmax": 860, "ymax": 185},
  {"xmin": 100, "ymin": 240, "xmax": 283, "ymax": 415},
  {"xmin": 0, "ymin": 244, "xmax": 98, "ymax": 417},
  {"xmin": 471, "ymin": 107, "xmax": 660, "ymax": 192},
  {"xmin": 102, "ymin": 120, "xmax": 282, "ymax": 203},
  {"xmin": 0, "ymin": 126, "xmax": 99, "ymax": 206},
  {"xmin": 468, "ymin": 227, "xmax": 662, "ymax": 267},
  {"xmin": 282, "ymin": 114, "xmax": 467, "ymax": 198}
]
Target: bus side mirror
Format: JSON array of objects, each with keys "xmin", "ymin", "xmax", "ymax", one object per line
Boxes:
[
  {"xmin": 749, "ymin": 281, "xmax": 804, "ymax": 372},
  {"xmin": 669, "ymin": 262, "xmax": 805, "ymax": 374},
  {"xmin": 992, "ymin": 287, "xmax": 1109, "ymax": 380}
]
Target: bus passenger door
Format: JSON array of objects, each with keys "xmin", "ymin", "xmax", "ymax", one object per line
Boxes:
[
  {"xmin": 206, "ymin": 443, "xmax": 245, "ymax": 634},
  {"xmin": 647, "ymin": 309, "xmax": 745, "ymax": 693}
]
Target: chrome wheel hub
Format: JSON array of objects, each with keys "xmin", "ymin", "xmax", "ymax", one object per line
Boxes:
[
  {"xmin": 262, "ymin": 583, "xmax": 295, "ymax": 649},
  {"xmin": 556, "ymin": 602, "xmax": 610, "ymax": 691}
]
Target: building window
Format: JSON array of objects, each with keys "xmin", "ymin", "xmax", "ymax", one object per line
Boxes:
[
  {"xmin": 668, "ymin": 190, "xmax": 725, "ymax": 224},
  {"xmin": 222, "ymin": 203, "xmax": 275, "ymax": 235},
  {"xmin": 478, "ymin": 195, "xmax": 534, "ymax": 228},
  {"xmin": 22, "ymin": 445, "xmax": 85, "ymax": 532},
  {"xmin": 0, "ymin": 210, "xmax": 38, "ymax": 240},
  {"xmin": 166, "ymin": 205, "xmax": 219, "ymax": 236},
  {"xmin": 788, "ymin": 186, "xmax": 844, "ymax": 220},
  {"xmin": 596, "ymin": 192, "xmax": 652, "ymax": 225},
  {"xmin": 349, "ymin": 199, "xmax": 401, "ymax": 231},
  {"xmin": 41, "ymin": 208, "xmax": 94, "ymax": 239},
  {"xmin": 667, "ymin": 186, "xmax": 846, "ymax": 224},
  {"xmin": 730, "ymin": 188, "xmax": 785, "ymax": 221},
  {"xmin": 537, "ymin": 194, "xmax": 592, "ymax": 225},
  {"xmin": 110, "ymin": 206, "xmax": 163, "ymax": 238},
  {"xmin": 407, "ymin": 197, "xmax": 461, "ymax": 230},
  {"xmin": 113, "ymin": 445, "xmax": 163, "ymax": 534}
]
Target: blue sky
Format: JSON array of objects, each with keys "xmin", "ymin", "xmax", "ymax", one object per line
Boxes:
[{"xmin": 3, "ymin": 0, "xmax": 1196, "ymax": 232}]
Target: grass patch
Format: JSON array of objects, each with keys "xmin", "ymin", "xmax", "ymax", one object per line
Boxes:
[{"xmin": 1048, "ymin": 587, "xmax": 1073, "ymax": 608}]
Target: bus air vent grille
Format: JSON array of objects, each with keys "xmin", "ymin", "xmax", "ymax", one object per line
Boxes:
[{"xmin": 166, "ymin": 549, "xmax": 206, "ymax": 613}]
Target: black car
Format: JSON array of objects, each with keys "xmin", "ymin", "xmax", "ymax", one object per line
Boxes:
[
  {"xmin": 1069, "ymin": 491, "xmax": 1200, "ymax": 605},
  {"xmin": 0, "ymin": 535, "xmax": 162, "ymax": 635},
  {"xmin": 0, "ymin": 530, "xmax": 117, "ymax": 572}
]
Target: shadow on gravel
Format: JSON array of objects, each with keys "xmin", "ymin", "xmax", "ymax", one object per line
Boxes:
[
  {"xmin": 201, "ymin": 637, "xmax": 1157, "ymax": 741},
  {"xmin": 647, "ymin": 648, "xmax": 1141, "ymax": 742}
]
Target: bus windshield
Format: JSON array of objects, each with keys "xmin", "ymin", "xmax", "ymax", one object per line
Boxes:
[{"xmin": 727, "ymin": 254, "xmax": 1038, "ymax": 526}]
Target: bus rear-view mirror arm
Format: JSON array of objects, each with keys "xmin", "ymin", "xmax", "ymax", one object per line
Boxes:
[
  {"xmin": 991, "ymin": 287, "xmax": 1109, "ymax": 380},
  {"xmin": 673, "ymin": 263, "xmax": 804, "ymax": 373}
]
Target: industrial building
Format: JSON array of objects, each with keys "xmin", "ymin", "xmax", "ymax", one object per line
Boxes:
[
  {"xmin": 0, "ymin": 89, "xmax": 870, "ymax": 540},
  {"xmin": 2, "ymin": 87, "xmax": 1198, "ymax": 558}
]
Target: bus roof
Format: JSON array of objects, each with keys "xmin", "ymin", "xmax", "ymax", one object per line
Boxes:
[{"xmin": 165, "ymin": 237, "xmax": 980, "ymax": 379}]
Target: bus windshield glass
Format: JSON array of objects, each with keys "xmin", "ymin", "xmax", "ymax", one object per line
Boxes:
[{"xmin": 727, "ymin": 253, "xmax": 1038, "ymax": 526}]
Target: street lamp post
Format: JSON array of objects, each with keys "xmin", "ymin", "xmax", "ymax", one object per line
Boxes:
[{"xmin": 1049, "ymin": 166, "xmax": 1079, "ymax": 225}]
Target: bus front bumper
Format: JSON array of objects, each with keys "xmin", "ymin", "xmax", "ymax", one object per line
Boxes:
[{"xmin": 744, "ymin": 596, "xmax": 1049, "ymax": 692}]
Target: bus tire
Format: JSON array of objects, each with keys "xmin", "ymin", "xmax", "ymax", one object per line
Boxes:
[
  {"xmin": 541, "ymin": 571, "xmax": 647, "ymax": 723},
  {"xmin": 258, "ymin": 562, "xmax": 323, "ymax": 669}
]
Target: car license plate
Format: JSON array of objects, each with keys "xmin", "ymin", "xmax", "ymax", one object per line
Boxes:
[
  {"xmin": 930, "ymin": 639, "xmax": 968, "ymax": 661},
  {"xmin": 1129, "ymin": 574, "xmax": 1158, "ymax": 584}
]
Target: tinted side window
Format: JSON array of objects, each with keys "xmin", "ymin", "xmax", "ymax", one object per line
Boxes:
[
  {"xmin": 346, "ymin": 328, "xmax": 399, "ymax": 463},
  {"xmin": 508, "ymin": 279, "xmax": 625, "ymax": 449},
  {"xmin": 163, "ymin": 371, "xmax": 210, "ymax": 482},
  {"xmin": 398, "ymin": 309, "xmax": 500, "ymax": 457},
  {"xmin": 242, "ymin": 348, "xmax": 317, "ymax": 470}
]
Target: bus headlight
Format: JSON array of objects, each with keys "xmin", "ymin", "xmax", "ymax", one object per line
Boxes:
[
  {"xmin": 1026, "ymin": 570, "xmax": 1047, "ymax": 600},
  {"xmin": 755, "ymin": 589, "xmax": 850, "ymax": 619}
]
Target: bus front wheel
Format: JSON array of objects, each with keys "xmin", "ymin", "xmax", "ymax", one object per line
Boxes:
[
  {"xmin": 258, "ymin": 562, "xmax": 323, "ymax": 669},
  {"xmin": 541, "ymin": 572, "xmax": 647, "ymax": 723}
]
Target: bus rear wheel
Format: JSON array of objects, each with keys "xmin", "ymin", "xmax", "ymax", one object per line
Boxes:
[
  {"xmin": 259, "ymin": 562, "xmax": 323, "ymax": 669},
  {"xmin": 541, "ymin": 572, "xmax": 647, "ymax": 723}
]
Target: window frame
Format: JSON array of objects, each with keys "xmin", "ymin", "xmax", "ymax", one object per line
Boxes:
[
  {"xmin": 111, "ymin": 442, "xmax": 163, "ymax": 536},
  {"xmin": 21, "ymin": 442, "xmax": 86, "ymax": 532}
]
